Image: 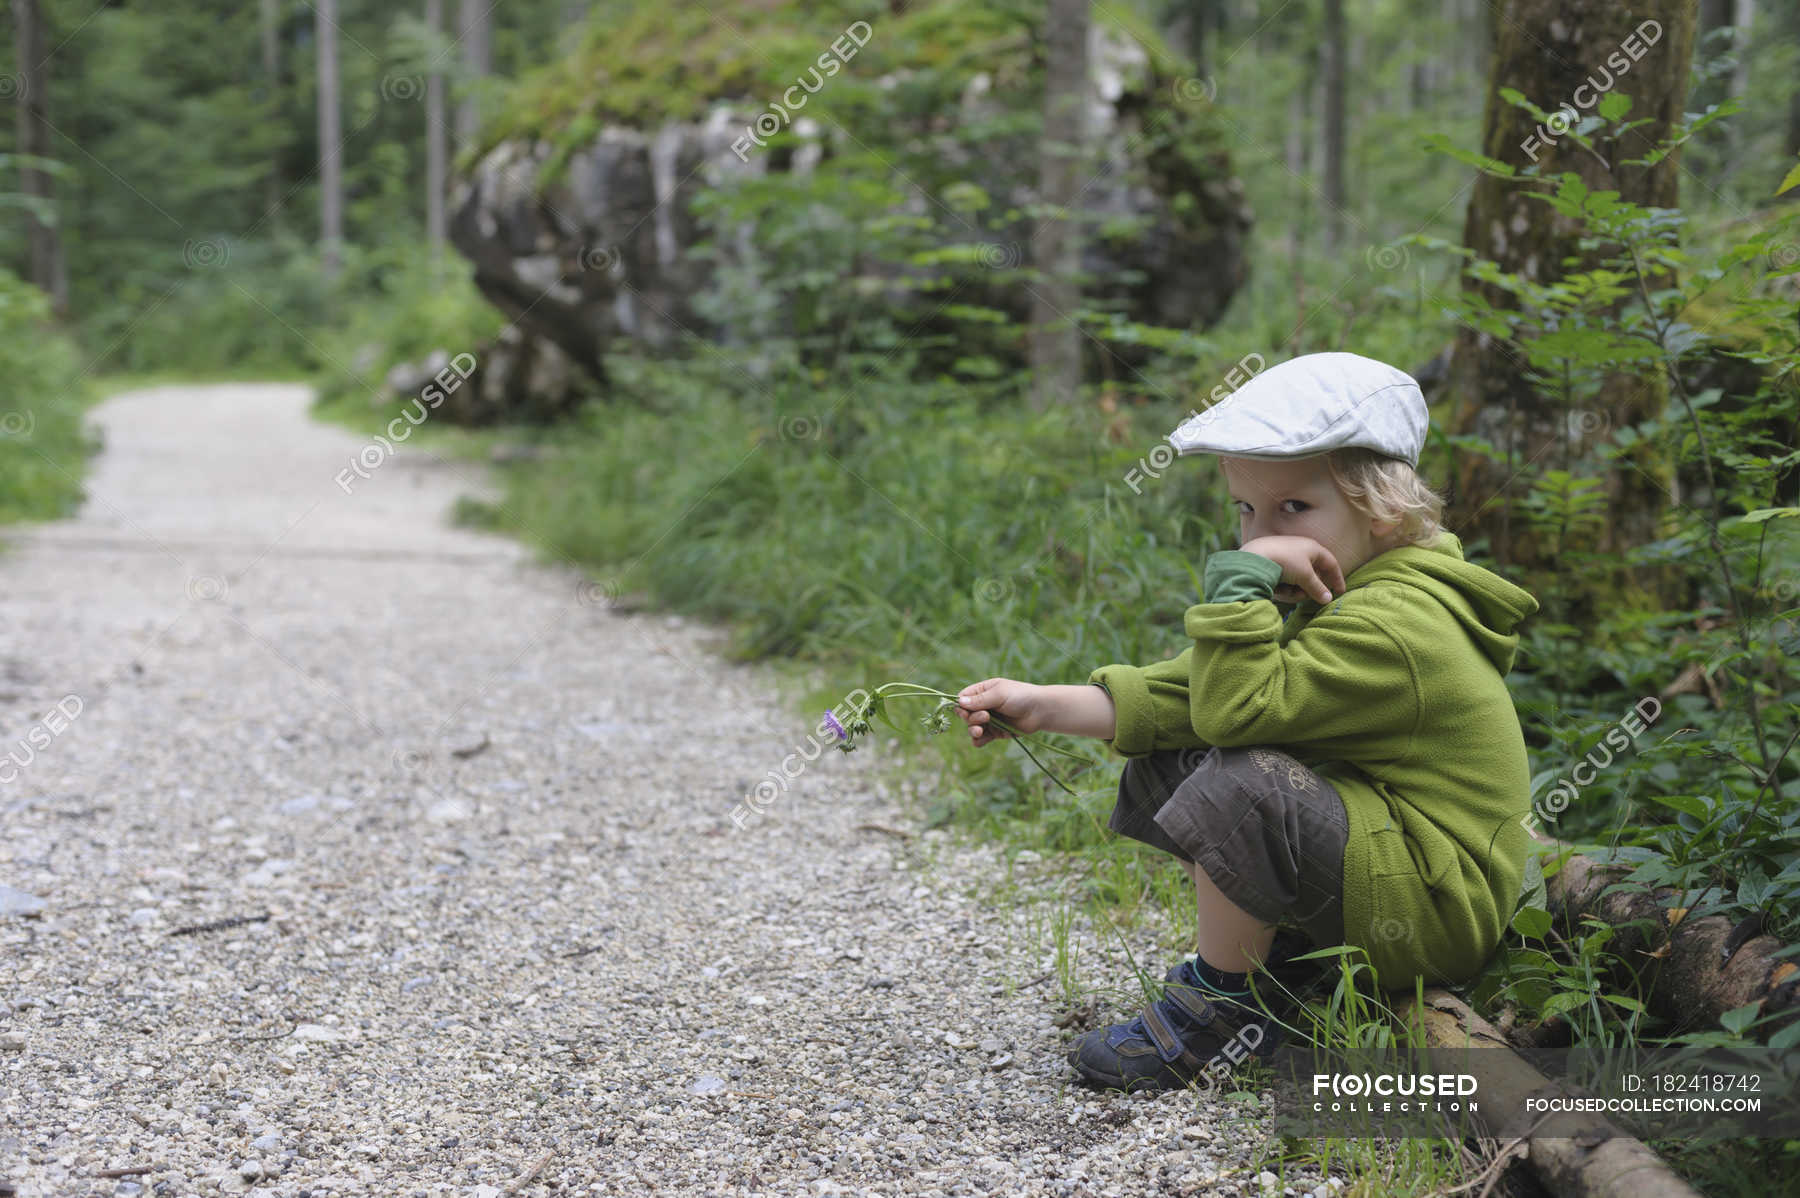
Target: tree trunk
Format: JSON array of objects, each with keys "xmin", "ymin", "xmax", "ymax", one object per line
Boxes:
[
  {"xmin": 1725, "ymin": 0, "xmax": 1756, "ymax": 179},
  {"xmin": 1162, "ymin": 0, "xmax": 1217, "ymax": 77},
  {"xmin": 1442, "ymin": 0, "xmax": 1696, "ymax": 580},
  {"xmin": 455, "ymin": 0, "xmax": 493, "ymax": 147},
  {"xmin": 1729, "ymin": 1, "xmax": 1755, "ymax": 108},
  {"xmin": 1790, "ymin": 86, "xmax": 1800, "ymax": 166},
  {"xmin": 11, "ymin": 0, "xmax": 69, "ymax": 317},
  {"xmin": 1285, "ymin": 36, "xmax": 1316, "ymax": 289},
  {"xmin": 1540, "ymin": 837, "xmax": 1800, "ymax": 1033},
  {"xmin": 1698, "ymin": 0, "xmax": 1732, "ymax": 40},
  {"xmin": 1400, "ymin": 991, "xmax": 1707, "ymax": 1198},
  {"xmin": 1786, "ymin": 1, "xmax": 1800, "ymax": 183},
  {"xmin": 316, "ymin": 0, "xmax": 343, "ymax": 278},
  {"xmin": 426, "ymin": 0, "xmax": 447, "ymax": 255},
  {"xmin": 1696, "ymin": 0, "xmax": 1754, "ymax": 109},
  {"xmin": 1028, "ymin": 0, "xmax": 1090, "ymax": 410},
  {"xmin": 260, "ymin": 0, "xmax": 283, "ymax": 228},
  {"xmin": 1464, "ymin": 0, "xmax": 1490, "ymax": 99},
  {"xmin": 1409, "ymin": 0, "xmax": 1436, "ymax": 113},
  {"xmin": 1320, "ymin": 0, "xmax": 1346, "ymax": 255},
  {"xmin": 1696, "ymin": 0, "xmax": 1752, "ymax": 173}
]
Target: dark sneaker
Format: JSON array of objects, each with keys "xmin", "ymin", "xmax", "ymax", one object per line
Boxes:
[{"xmin": 1067, "ymin": 960, "xmax": 1278, "ymax": 1093}]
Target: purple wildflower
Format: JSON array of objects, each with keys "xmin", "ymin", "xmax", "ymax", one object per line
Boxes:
[{"xmin": 823, "ymin": 710, "xmax": 848, "ymax": 741}]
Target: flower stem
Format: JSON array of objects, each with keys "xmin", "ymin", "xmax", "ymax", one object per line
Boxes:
[{"xmin": 857, "ymin": 682, "xmax": 1092, "ymax": 795}]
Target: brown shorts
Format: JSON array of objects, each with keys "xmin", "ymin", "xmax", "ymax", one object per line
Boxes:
[{"xmin": 1109, "ymin": 746, "xmax": 1349, "ymax": 947}]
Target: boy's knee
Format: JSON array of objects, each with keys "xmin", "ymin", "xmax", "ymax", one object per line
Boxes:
[{"xmin": 1167, "ymin": 745, "xmax": 1349, "ymax": 939}]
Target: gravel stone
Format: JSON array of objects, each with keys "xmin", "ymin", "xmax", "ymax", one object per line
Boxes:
[
  {"xmin": 0, "ymin": 384, "xmax": 1346, "ymax": 1196},
  {"xmin": 0, "ymin": 885, "xmax": 46, "ymax": 918}
]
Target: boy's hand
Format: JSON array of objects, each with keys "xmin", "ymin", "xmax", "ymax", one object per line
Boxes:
[
  {"xmin": 1238, "ymin": 535, "xmax": 1346, "ymax": 604},
  {"xmin": 955, "ymin": 678, "xmax": 1045, "ymax": 745}
]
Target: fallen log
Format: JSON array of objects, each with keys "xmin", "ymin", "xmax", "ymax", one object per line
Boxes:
[
  {"xmin": 1399, "ymin": 990, "xmax": 1705, "ymax": 1198},
  {"xmin": 1535, "ymin": 834, "xmax": 1800, "ymax": 1033}
]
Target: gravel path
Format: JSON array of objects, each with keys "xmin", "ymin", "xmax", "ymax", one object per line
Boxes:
[{"xmin": 0, "ymin": 384, "xmax": 1339, "ymax": 1197}]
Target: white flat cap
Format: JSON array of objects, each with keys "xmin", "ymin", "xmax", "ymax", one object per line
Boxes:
[{"xmin": 1168, "ymin": 352, "xmax": 1428, "ymax": 467}]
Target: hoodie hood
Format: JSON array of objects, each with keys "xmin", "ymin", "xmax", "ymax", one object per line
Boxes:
[{"xmin": 1332, "ymin": 530, "xmax": 1539, "ymax": 673}]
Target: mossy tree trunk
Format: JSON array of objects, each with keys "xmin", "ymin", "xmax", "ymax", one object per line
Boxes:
[
  {"xmin": 1443, "ymin": 0, "xmax": 1696, "ymax": 584},
  {"xmin": 1541, "ymin": 836, "xmax": 1800, "ymax": 1033}
]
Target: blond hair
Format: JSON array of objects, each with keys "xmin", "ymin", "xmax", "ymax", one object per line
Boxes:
[{"xmin": 1323, "ymin": 447, "xmax": 1444, "ymax": 548}]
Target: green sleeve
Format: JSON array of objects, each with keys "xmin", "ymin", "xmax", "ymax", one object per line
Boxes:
[
  {"xmin": 1088, "ymin": 650, "xmax": 1201, "ymax": 757},
  {"xmin": 1182, "ymin": 596, "xmax": 1420, "ymax": 753},
  {"xmin": 1084, "ymin": 550, "xmax": 1284, "ymax": 757},
  {"xmin": 1202, "ymin": 549, "xmax": 1286, "ymax": 603}
]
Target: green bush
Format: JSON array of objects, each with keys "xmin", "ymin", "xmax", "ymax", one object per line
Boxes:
[
  {"xmin": 0, "ymin": 270, "xmax": 96, "ymax": 526},
  {"xmin": 73, "ymin": 235, "xmax": 504, "ymax": 390},
  {"xmin": 311, "ymin": 243, "xmax": 507, "ymax": 413},
  {"xmin": 80, "ymin": 235, "xmax": 338, "ymax": 377}
]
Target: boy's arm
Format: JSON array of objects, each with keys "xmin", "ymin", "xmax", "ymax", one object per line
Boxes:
[
  {"xmin": 1183, "ymin": 552, "xmax": 1420, "ymax": 751},
  {"xmin": 1033, "ymin": 684, "xmax": 1118, "ymax": 739},
  {"xmin": 955, "ymin": 677, "xmax": 1116, "ymax": 744},
  {"xmin": 1087, "ymin": 548, "xmax": 1417, "ymax": 755},
  {"xmin": 1087, "ymin": 651, "xmax": 1201, "ymax": 757},
  {"xmin": 1083, "ymin": 550, "xmax": 1288, "ymax": 757}
]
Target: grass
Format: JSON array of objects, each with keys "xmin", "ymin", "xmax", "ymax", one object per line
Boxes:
[{"xmin": 0, "ymin": 396, "xmax": 96, "ymax": 531}]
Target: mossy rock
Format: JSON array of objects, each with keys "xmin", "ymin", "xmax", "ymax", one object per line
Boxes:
[
  {"xmin": 482, "ymin": 0, "xmax": 1207, "ymax": 177},
  {"xmin": 450, "ymin": 0, "xmax": 1251, "ymax": 392}
]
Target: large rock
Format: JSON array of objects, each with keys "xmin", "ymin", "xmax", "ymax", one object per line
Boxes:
[
  {"xmin": 381, "ymin": 326, "xmax": 587, "ymax": 427},
  {"xmin": 448, "ymin": 19, "xmax": 1252, "ymax": 390},
  {"xmin": 449, "ymin": 111, "xmax": 749, "ymax": 378}
]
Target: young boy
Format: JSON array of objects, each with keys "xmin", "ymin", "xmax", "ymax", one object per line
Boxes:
[{"xmin": 955, "ymin": 351, "xmax": 1540, "ymax": 1092}]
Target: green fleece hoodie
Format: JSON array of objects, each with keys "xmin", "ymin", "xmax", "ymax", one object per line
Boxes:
[{"xmin": 1088, "ymin": 530, "xmax": 1540, "ymax": 987}]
